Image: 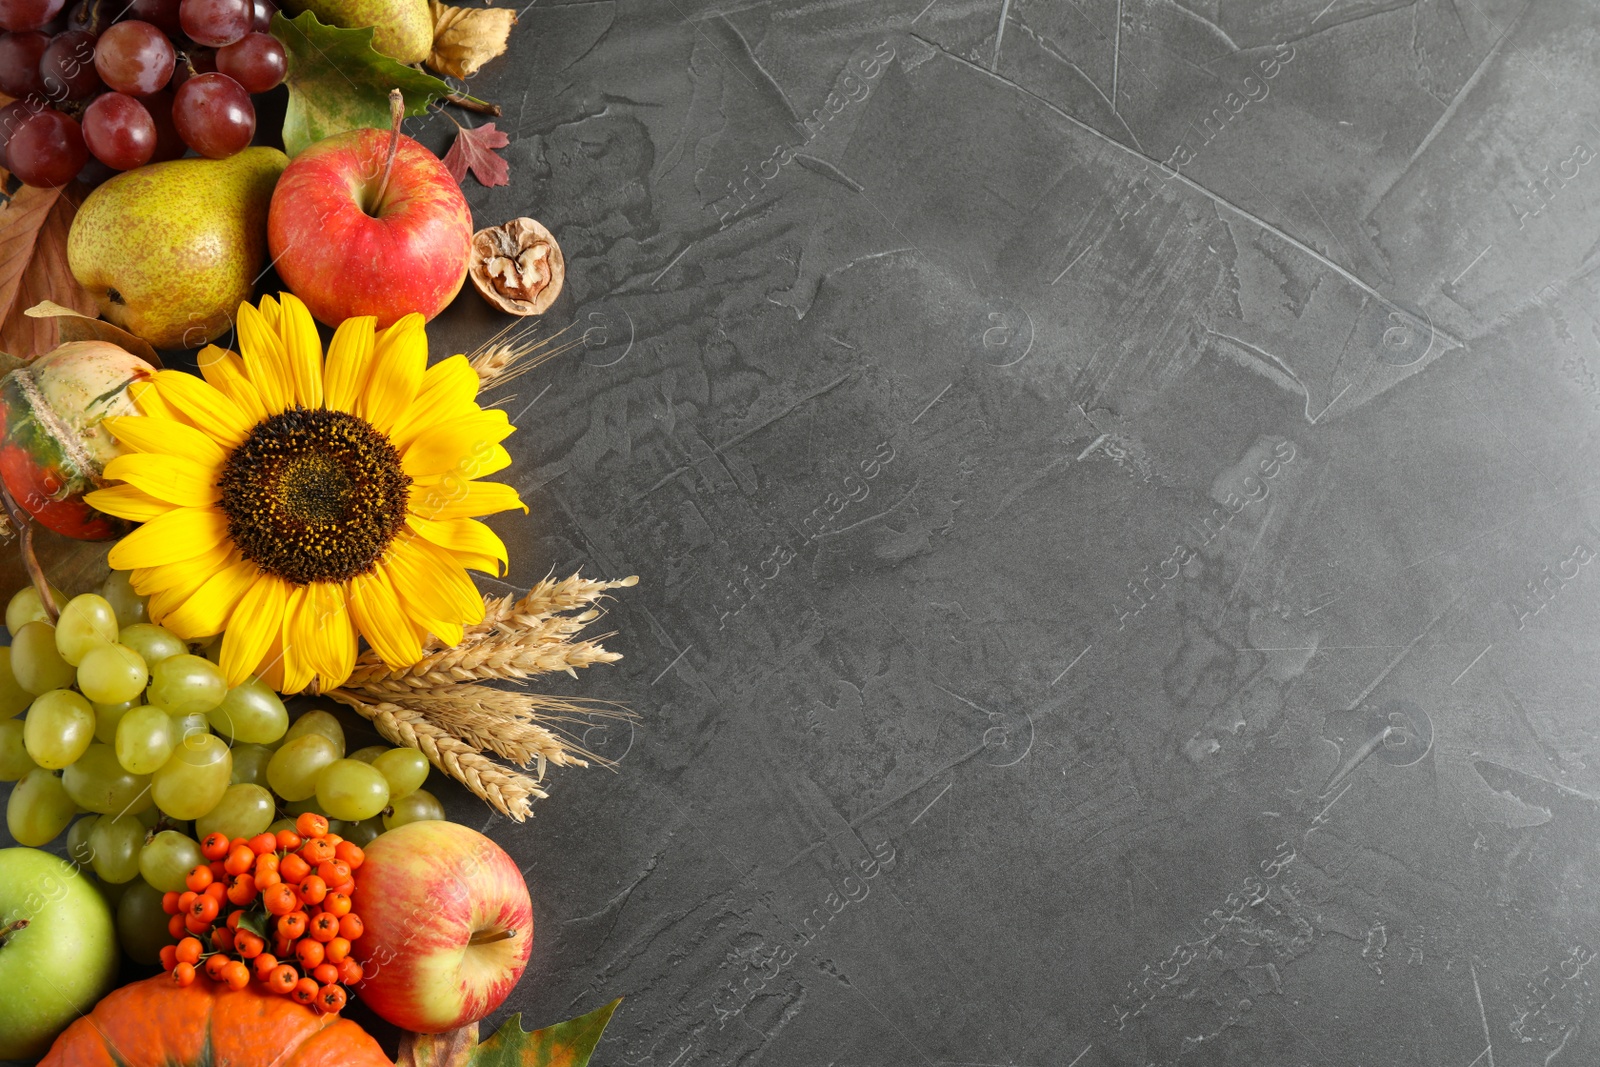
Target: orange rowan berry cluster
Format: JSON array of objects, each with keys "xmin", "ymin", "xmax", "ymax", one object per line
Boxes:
[{"xmin": 158, "ymin": 812, "xmax": 364, "ymax": 1014}]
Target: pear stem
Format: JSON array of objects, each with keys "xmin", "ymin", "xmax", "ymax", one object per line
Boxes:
[
  {"xmin": 467, "ymin": 928, "xmax": 517, "ymax": 947},
  {"xmin": 0, "ymin": 918, "xmax": 29, "ymax": 946},
  {"xmin": 0, "ymin": 480, "xmax": 57, "ymax": 623},
  {"xmin": 371, "ymin": 89, "xmax": 406, "ymax": 213}
]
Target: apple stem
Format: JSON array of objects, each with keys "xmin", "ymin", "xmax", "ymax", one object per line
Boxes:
[
  {"xmin": 370, "ymin": 88, "xmax": 406, "ymax": 215},
  {"xmin": 467, "ymin": 928, "xmax": 518, "ymax": 947},
  {"xmin": 0, "ymin": 918, "xmax": 29, "ymax": 945}
]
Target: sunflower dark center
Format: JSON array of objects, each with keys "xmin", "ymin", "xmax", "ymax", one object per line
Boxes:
[{"xmin": 219, "ymin": 407, "xmax": 410, "ymax": 584}]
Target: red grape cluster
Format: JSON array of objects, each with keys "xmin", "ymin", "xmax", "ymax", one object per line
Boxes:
[{"xmin": 0, "ymin": 0, "xmax": 286, "ymax": 187}]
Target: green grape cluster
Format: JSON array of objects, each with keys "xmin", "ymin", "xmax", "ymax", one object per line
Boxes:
[{"xmin": 1, "ymin": 574, "xmax": 451, "ymax": 968}]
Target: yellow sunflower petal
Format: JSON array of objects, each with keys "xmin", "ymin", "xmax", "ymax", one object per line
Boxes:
[
  {"xmin": 258, "ymin": 631, "xmax": 286, "ymax": 692},
  {"xmin": 277, "ymin": 584, "xmax": 315, "ymax": 694},
  {"xmin": 128, "ymin": 380, "xmax": 193, "ymax": 427},
  {"xmin": 322, "ymin": 316, "xmax": 376, "ymax": 413},
  {"xmin": 258, "ymin": 294, "xmax": 282, "ymax": 331},
  {"xmin": 408, "ymin": 444, "xmax": 511, "ymax": 485},
  {"xmin": 237, "ymin": 301, "xmax": 292, "ymax": 414},
  {"xmin": 197, "ymin": 346, "xmax": 268, "ymax": 425},
  {"xmin": 400, "ymin": 412, "xmax": 515, "ymax": 480},
  {"xmin": 278, "ymin": 293, "xmax": 324, "ymax": 409},
  {"xmin": 152, "ymin": 370, "xmax": 253, "ymax": 448},
  {"xmin": 159, "ymin": 557, "xmax": 258, "ymax": 638},
  {"xmin": 409, "ymin": 479, "xmax": 527, "ymax": 521},
  {"xmin": 102, "ymin": 415, "xmax": 227, "ymax": 469},
  {"xmin": 220, "ymin": 575, "xmax": 289, "ymax": 687},
  {"xmin": 143, "ymin": 541, "xmax": 236, "ymax": 619},
  {"xmin": 384, "ymin": 535, "xmax": 486, "ymax": 629},
  {"xmin": 102, "ymin": 453, "xmax": 221, "ymax": 509},
  {"xmin": 359, "ymin": 313, "xmax": 427, "ymax": 432},
  {"xmin": 84, "ymin": 484, "xmax": 180, "ymax": 523},
  {"xmin": 293, "ymin": 582, "xmax": 355, "ymax": 691},
  {"xmin": 348, "ymin": 567, "xmax": 423, "ymax": 668},
  {"xmin": 389, "ymin": 355, "xmax": 481, "ymax": 451},
  {"xmin": 107, "ymin": 507, "xmax": 231, "ymax": 570},
  {"xmin": 405, "ymin": 515, "xmax": 507, "ymax": 576}
]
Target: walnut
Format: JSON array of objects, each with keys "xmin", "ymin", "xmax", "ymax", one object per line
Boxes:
[{"xmin": 468, "ymin": 218, "xmax": 565, "ymax": 316}]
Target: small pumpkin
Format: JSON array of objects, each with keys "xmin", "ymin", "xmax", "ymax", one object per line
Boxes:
[
  {"xmin": 0, "ymin": 341, "xmax": 154, "ymax": 541},
  {"xmin": 38, "ymin": 974, "xmax": 393, "ymax": 1066}
]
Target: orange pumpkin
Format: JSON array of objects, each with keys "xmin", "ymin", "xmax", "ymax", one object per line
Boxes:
[{"xmin": 38, "ymin": 975, "xmax": 392, "ymax": 1066}]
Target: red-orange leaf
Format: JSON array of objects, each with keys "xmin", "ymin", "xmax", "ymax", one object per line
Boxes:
[
  {"xmin": 443, "ymin": 121, "xmax": 511, "ymax": 188},
  {"xmin": 398, "ymin": 999, "xmax": 621, "ymax": 1067}
]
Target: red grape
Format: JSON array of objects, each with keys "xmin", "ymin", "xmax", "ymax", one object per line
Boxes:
[
  {"xmin": 83, "ymin": 90, "xmax": 155, "ymax": 169},
  {"xmin": 39, "ymin": 29, "xmax": 100, "ymax": 99},
  {"xmin": 126, "ymin": 0, "xmax": 182, "ymax": 36},
  {"xmin": 93, "ymin": 19, "xmax": 174, "ymax": 94},
  {"xmin": 170, "ymin": 46, "xmax": 215, "ymax": 88},
  {"xmin": 0, "ymin": 0, "xmax": 64, "ymax": 33},
  {"xmin": 6, "ymin": 106, "xmax": 88, "ymax": 186},
  {"xmin": 248, "ymin": 0, "xmax": 274, "ymax": 30},
  {"xmin": 0, "ymin": 95, "xmax": 45, "ymax": 158},
  {"xmin": 0, "ymin": 30, "xmax": 49, "ymax": 97},
  {"xmin": 63, "ymin": 0, "xmax": 109, "ymax": 35},
  {"xmin": 140, "ymin": 87, "xmax": 187, "ymax": 161},
  {"xmin": 172, "ymin": 70, "xmax": 251, "ymax": 157},
  {"xmin": 216, "ymin": 31, "xmax": 280, "ymax": 92},
  {"xmin": 178, "ymin": 0, "xmax": 249, "ymax": 48}
]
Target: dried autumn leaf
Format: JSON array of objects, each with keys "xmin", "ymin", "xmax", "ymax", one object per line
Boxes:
[
  {"xmin": 397, "ymin": 999, "xmax": 621, "ymax": 1067},
  {"xmin": 443, "ymin": 121, "xmax": 511, "ymax": 188},
  {"xmin": 0, "ymin": 185, "xmax": 96, "ymax": 359},
  {"xmin": 24, "ymin": 300, "xmax": 162, "ymax": 367},
  {"xmin": 429, "ymin": 2, "xmax": 517, "ymax": 80}
]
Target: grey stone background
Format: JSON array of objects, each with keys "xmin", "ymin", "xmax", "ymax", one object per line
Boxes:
[{"xmin": 14, "ymin": 0, "xmax": 1600, "ymax": 1064}]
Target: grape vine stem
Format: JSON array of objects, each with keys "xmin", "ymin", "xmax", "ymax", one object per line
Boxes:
[{"xmin": 0, "ymin": 479, "xmax": 58, "ymax": 622}]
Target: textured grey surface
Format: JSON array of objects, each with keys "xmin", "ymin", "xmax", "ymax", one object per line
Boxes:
[{"xmin": 15, "ymin": 0, "xmax": 1600, "ymax": 1064}]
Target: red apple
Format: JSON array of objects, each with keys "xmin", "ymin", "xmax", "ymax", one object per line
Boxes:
[
  {"xmin": 350, "ymin": 820, "xmax": 534, "ymax": 1033},
  {"xmin": 266, "ymin": 102, "xmax": 472, "ymax": 328}
]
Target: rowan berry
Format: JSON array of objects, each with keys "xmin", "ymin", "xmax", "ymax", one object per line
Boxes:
[{"xmin": 200, "ymin": 833, "xmax": 230, "ymax": 860}]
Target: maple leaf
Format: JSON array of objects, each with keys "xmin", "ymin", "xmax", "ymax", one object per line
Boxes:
[
  {"xmin": 0, "ymin": 183, "xmax": 97, "ymax": 359},
  {"xmin": 443, "ymin": 122, "xmax": 511, "ymax": 188},
  {"xmin": 397, "ymin": 998, "xmax": 621, "ymax": 1067}
]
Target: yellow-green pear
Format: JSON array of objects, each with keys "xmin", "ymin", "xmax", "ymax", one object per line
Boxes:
[
  {"xmin": 67, "ymin": 148, "xmax": 287, "ymax": 350},
  {"xmin": 282, "ymin": 0, "xmax": 432, "ymax": 63}
]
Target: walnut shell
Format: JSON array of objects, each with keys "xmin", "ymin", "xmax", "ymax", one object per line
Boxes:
[{"xmin": 468, "ymin": 218, "xmax": 565, "ymax": 316}]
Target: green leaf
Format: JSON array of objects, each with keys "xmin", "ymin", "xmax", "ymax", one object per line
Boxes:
[
  {"xmin": 271, "ymin": 10, "xmax": 475, "ymax": 155},
  {"xmin": 467, "ymin": 999, "xmax": 621, "ymax": 1067}
]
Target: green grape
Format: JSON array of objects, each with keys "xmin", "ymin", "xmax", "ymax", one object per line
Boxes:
[
  {"xmin": 347, "ymin": 745, "xmax": 388, "ymax": 764},
  {"xmin": 315, "ymin": 759, "xmax": 390, "ymax": 821},
  {"xmin": 149, "ymin": 654, "xmax": 227, "ymax": 715},
  {"xmin": 0, "ymin": 648, "xmax": 32, "ymax": 717},
  {"xmin": 77, "ymin": 643, "xmax": 149, "ymax": 706},
  {"xmin": 138, "ymin": 829, "xmax": 205, "ymax": 893},
  {"xmin": 115, "ymin": 705, "xmax": 177, "ymax": 776},
  {"xmin": 266, "ymin": 734, "xmax": 339, "ymax": 802},
  {"xmin": 201, "ymin": 638, "xmax": 223, "ymax": 665},
  {"xmin": 7, "ymin": 767, "xmax": 76, "ymax": 845},
  {"xmin": 168, "ymin": 711, "xmax": 210, "ymax": 744},
  {"xmin": 208, "ymin": 679, "xmax": 288, "ymax": 745},
  {"xmin": 118, "ymin": 623, "xmax": 187, "ymax": 667},
  {"xmin": 344, "ymin": 815, "xmax": 384, "ymax": 847},
  {"xmin": 327, "ymin": 819, "xmax": 351, "ymax": 837},
  {"xmin": 283, "ymin": 796, "xmax": 328, "ymax": 818},
  {"xmin": 282, "ymin": 710, "xmax": 345, "ymax": 757},
  {"xmin": 5, "ymin": 583, "xmax": 65, "ymax": 635},
  {"xmin": 100, "ymin": 570, "xmax": 149, "ymax": 629},
  {"xmin": 0, "ymin": 718, "xmax": 36, "ymax": 781},
  {"xmin": 135, "ymin": 806, "xmax": 164, "ymax": 829},
  {"xmin": 267, "ymin": 818, "xmax": 297, "ymax": 835},
  {"xmin": 55, "ymin": 593, "xmax": 120, "ymax": 666},
  {"xmin": 93, "ymin": 700, "xmax": 138, "ymax": 744},
  {"xmin": 230, "ymin": 743, "xmax": 272, "ymax": 787},
  {"xmin": 67, "ymin": 813, "xmax": 99, "ymax": 868},
  {"xmin": 150, "ymin": 732, "xmax": 232, "ymax": 820},
  {"xmin": 12, "ymin": 622, "xmax": 76, "ymax": 694},
  {"xmin": 384, "ymin": 788, "xmax": 446, "ymax": 830},
  {"xmin": 88, "ymin": 814, "xmax": 146, "ymax": 883},
  {"xmin": 62, "ymin": 742, "xmax": 153, "ymax": 815},
  {"xmin": 372, "ymin": 747, "xmax": 429, "ymax": 800},
  {"xmin": 116, "ymin": 879, "xmax": 171, "ymax": 965},
  {"xmin": 96, "ymin": 876, "xmax": 132, "ymax": 910},
  {"xmin": 195, "ymin": 783, "xmax": 275, "ymax": 841},
  {"xmin": 23, "ymin": 688, "xmax": 95, "ymax": 769}
]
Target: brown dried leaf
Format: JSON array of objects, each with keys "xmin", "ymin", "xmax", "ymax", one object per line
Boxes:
[
  {"xmin": 429, "ymin": 2, "xmax": 517, "ymax": 80},
  {"xmin": 24, "ymin": 301, "xmax": 162, "ymax": 367},
  {"xmin": 442, "ymin": 121, "xmax": 510, "ymax": 188},
  {"xmin": 0, "ymin": 185, "xmax": 97, "ymax": 359}
]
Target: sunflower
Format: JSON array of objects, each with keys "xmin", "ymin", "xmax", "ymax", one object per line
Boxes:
[{"xmin": 85, "ymin": 293, "xmax": 525, "ymax": 694}]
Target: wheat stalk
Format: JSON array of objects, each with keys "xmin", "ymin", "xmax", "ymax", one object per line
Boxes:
[
  {"xmin": 467, "ymin": 319, "xmax": 586, "ymax": 394},
  {"xmin": 327, "ymin": 689, "xmax": 546, "ymax": 821}
]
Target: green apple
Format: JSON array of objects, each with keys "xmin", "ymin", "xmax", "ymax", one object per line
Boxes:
[{"xmin": 0, "ymin": 848, "xmax": 119, "ymax": 1061}]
